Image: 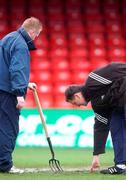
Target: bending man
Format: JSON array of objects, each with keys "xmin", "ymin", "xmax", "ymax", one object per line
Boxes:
[{"xmin": 65, "ymin": 62, "xmax": 126, "ymax": 175}]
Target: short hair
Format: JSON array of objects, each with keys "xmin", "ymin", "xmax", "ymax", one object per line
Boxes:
[
  {"xmin": 65, "ymin": 85, "xmax": 83, "ymax": 102},
  {"xmin": 22, "ymin": 17, "xmax": 42, "ymax": 31}
]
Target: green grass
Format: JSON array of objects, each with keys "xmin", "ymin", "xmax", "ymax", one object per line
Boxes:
[{"xmin": 0, "ymin": 147, "xmax": 125, "ymax": 180}]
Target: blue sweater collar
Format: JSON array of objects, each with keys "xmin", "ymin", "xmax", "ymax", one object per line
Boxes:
[{"xmin": 17, "ymin": 27, "xmax": 36, "ymax": 51}]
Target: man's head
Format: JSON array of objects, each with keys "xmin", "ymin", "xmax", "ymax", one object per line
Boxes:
[
  {"xmin": 65, "ymin": 85, "xmax": 88, "ymax": 106},
  {"xmin": 22, "ymin": 17, "xmax": 42, "ymax": 40}
]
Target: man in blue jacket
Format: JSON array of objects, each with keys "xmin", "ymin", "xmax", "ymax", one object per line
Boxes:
[{"xmin": 0, "ymin": 17, "xmax": 42, "ymax": 173}]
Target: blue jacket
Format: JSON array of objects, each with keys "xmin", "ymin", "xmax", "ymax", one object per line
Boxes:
[{"xmin": 0, "ymin": 27, "xmax": 36, "ymax": 96}]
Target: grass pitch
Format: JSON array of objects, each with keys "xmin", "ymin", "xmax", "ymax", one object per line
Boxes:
[{"xmin": 0, "ymin": 147, "xmax": 125, "ymax": 180}]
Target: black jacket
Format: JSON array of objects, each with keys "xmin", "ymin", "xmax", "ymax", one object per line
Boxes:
[
  {"xmin": 82, "ymin": 62, "xmax": 126, "ymax": 107},
  {"xmin": 81, "ymin": 62, "xmax": 126, "ymax": 155},
  {"xmin": 91, "ymin": 97, "xmax": 112, "ymax": 155}
]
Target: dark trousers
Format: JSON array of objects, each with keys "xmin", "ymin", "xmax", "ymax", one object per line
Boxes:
[
  {"xmin": 110, "ymin": 105, "xmax": 126, "ymax": 165},
  {"xmin": 0, "ymin": 91, "xmax": 20, "ymax": 172}
]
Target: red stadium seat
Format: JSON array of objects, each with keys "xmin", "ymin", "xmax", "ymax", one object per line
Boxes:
[
  {"xmin": 72, "ymin": 70, "xmax": 89, "ymax": 83},
  {"xmin": 66, "ymin": 9, "xmax": 82, "ymax": 20},
  {"xmin": 37, "ymin": 83, "xmax": 53, "ymax": 94},
  {"xmin": 31, "ymin": 48, "xmax": 48, "ymax": 59},
  {"xmin": 29, "ymin": 72, "xmax": 36, "ymax": 82},
  {"xmin": 54, "ymin": 94, "xmax": 72, "ymax": 108},
  {"xmin": 102, "ymin": 0, "xmax": 119, "ymax": 9},
  {"xmin": 84, "ymin": 0, "xmax": 100, "ymax": 8},
  {"xmin": 49, "ymin": 48, "xmax": 68, "ymax": 58},
  {"xmin": 67, "ymin": 20, "xmax": 85, "ymax": 33},
  {"xmin": 51, "ymin": 59, "xmax": 69, "ymax": 70},
  {"xmin": 33, "ymin": 70, "xmax": 52, "ymax": 83},
  {"xmin": 0, "ymin": 7, "xmax": 8, "ymax": 20},
  {"xmin": 103, "ymin": 9, "xmax": 121, "ymax": 20},
  {"xmin": 109, "ymin": 58, "xmax": 126, "ymax": 63},
  {"xmin": 53, "ymin": 83, "xmax": 72, "ymax": 107},
  {"xmin": 48, "ymin": 5, "xmax": 64, "ymax": 22},
  {"xmin": 70, "ymin": 59, "xmax": 91, "ymax": 71},
  {"xmin": 105, "ymin": 21, "xmax": 122, "ymax": 33},
  {"xmin": 83, "ymin": 8, "xmax": 102, "ymax": 21},
  {"xmin": 68, "ymin": 33, "xmax": 87, "ymax": 47},
  {"xmin": 69, "ymin": 47, "xmax": 88, "ymax": 58},
  {"xmin": 0, "ymin": 0, "xmax": 7, "ymax": 5},
  {"xmin": 10, "ymin": 20, "xmax": 23, "ymax": 31},
  {"xmin": 86, "ymin": 20, "xmax": 105, "ymax": 33},
  {"xmin": 0, "ymin": 33, "xmax": 6, "ymax": 39},
  {"xmin": 107, "ymin": 34, "xmax": 125, "ymax": 47},
  {"xmin": 0, "ymin": 22, "xmax": 9, "ymax": 34},
  {"xmin": 53, "ymin": 82, "xmax": 69, "ymax": 100},
  {"xmin": 29, "ymin": 0, "xmax": 45, "ymax": 7},
  {"xmin": 50, "ymin": 33, "xmax": 67, "ymax": 47},
  {"xmin": 29, "ymin": 7, "xmax": 45, "ymax": 17},
  {"xmin": 37, "ymin": 93, "xmax": 54, "ymax": 108},
  {"xmin": 66, "ymin": 0, "xmax": 82, "ymax": 8},
  {"xmin": 89, "ymin": 47, "xmax": 107, "ymax": 58},
  {"xmin": 11, "ymin": 0, "xmax": 26, "ymax": 6},
  {"xmin": 48, "ymin": 21, "xmax": 65, "ymax": 33},
  {"xmin": 33, "ymin": 83, "xmax": 54, "ymax": 108},
  {"xmin": 122, "ymin": 8, "xmax": 126, "ymax": 19},
  {"xmin": 31, "ymin": 59, "xmax": 50, "ymax": 71},
  {"xmin": 91, "ymin": 60, "xmax": 109, "ymax": 69},
  {"xmin": 53, "ymin": 70, "xmax": 71, "ymax": 83},
  {"xmin": 107, "ymin": 47, "xmax": 126, "ymax": 59},
  {"xmin": 10, "ymin": 7, "xmax": 26, "ymax": 20},
  {"xmin": 47, "ymin": 0, "xmax": 64, "ymax": 8},
  {"xmin": 88, "ymin": 33, "xmax": 105, "ymax": 47}
]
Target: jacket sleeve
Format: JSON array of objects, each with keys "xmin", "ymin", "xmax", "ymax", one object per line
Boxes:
[
  {"xmin": 93, "ymin": 117, "xmax": 109, "ymax": 155},
  {"xmin": 91, "ymin": 97, "xmax": 111, "ymax": 155},
  {"xmin": 9, "ymin": 46, "xmax": 30, "ymax": 96}
]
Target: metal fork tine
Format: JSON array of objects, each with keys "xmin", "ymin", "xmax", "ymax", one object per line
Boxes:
[
  {"xmin": 53, "ymin": 159, "xmax": 60, "ymax": 172},
  {"xmin": 49, "ymin": 160, "xmax": 54, "ymax": 172},
  {"xmin": 55, "ymin": 160, "xmax": 63, "ymax": 172},
  {"xmin": 56, "ymin": 160, "xmax": 63, "ymax": 171},
  {"xmin": 49, "ymin": 159, "xmax": 58, "ymax": 172},
  {"xmin": 53, "ymin": 160, "xmax": 59, "ymax": 172},
  {"xmin": 49, "ymin": 159, "xmax": 63, "ymax": 172},
  {"xmin": 49, "ymin": 159, "xmax": 56, "ymax": 172},
  {"xmin": 52, "ymin": 160, "xmax": 58, "ymax": 172}
]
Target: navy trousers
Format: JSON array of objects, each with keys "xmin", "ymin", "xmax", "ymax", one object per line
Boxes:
[
  {"xmin": 110, "ymin": 105, "xmax": 126, "ymax": 165},
  {"xmin": 0, "ymin": 91, "xmax": 20, "ymax": 172}
]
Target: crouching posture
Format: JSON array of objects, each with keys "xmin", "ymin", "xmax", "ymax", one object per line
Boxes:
[{"xmin": 65, "ymin": 62, "xmax": 126, "ymax": 175}]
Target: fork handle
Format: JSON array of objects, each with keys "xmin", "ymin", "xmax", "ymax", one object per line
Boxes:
[
  {"xmin": 47, "ymin": 137, "xmax": 55, "ymax": 159},
  {"xmin": 33, "ymin": 88, "xmax": 49, "ymax": 138},
  {"xmin": 32, "ymin": 88, "xmax": 55, "ymax": 159}
]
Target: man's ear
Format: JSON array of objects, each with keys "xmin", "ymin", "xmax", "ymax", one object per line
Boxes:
[
  {"xmin": 28, "ymin": 29, "xmax": 34, "ymax": 36},
  {"xmin": 74, "ymin": 93, "xmax": 80, "ymax": 99}
]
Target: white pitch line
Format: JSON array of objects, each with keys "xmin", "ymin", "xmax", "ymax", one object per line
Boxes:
[{"xmin": 22, "ymin": 167, "xmax": 90, "ymax": 173}]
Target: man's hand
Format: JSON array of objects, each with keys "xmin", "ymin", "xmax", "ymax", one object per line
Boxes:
[
  {"xmin": 16, "ymin": 96, "xmax": 25, "ymax": 109},
  {"xmin": 90, "ymin": 155, "xmax": 100, "ymax": 172},
  {"xmin": 28, "ymin": 82, "xmax": 37, "ymax": 90}
]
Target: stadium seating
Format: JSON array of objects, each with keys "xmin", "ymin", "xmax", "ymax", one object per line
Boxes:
[{"xmin": 3, "ymin": 0, "xmax": 126, "ymax": 108}]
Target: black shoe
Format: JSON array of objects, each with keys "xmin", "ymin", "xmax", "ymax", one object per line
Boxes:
[{"xmin": 100, "ymin": 166, "xmax": 126, "ymax": 175}]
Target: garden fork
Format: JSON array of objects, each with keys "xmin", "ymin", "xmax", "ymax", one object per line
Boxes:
[{"xmin": 29, "ymin": 83, "xmax": 63, "ymax": 172}]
